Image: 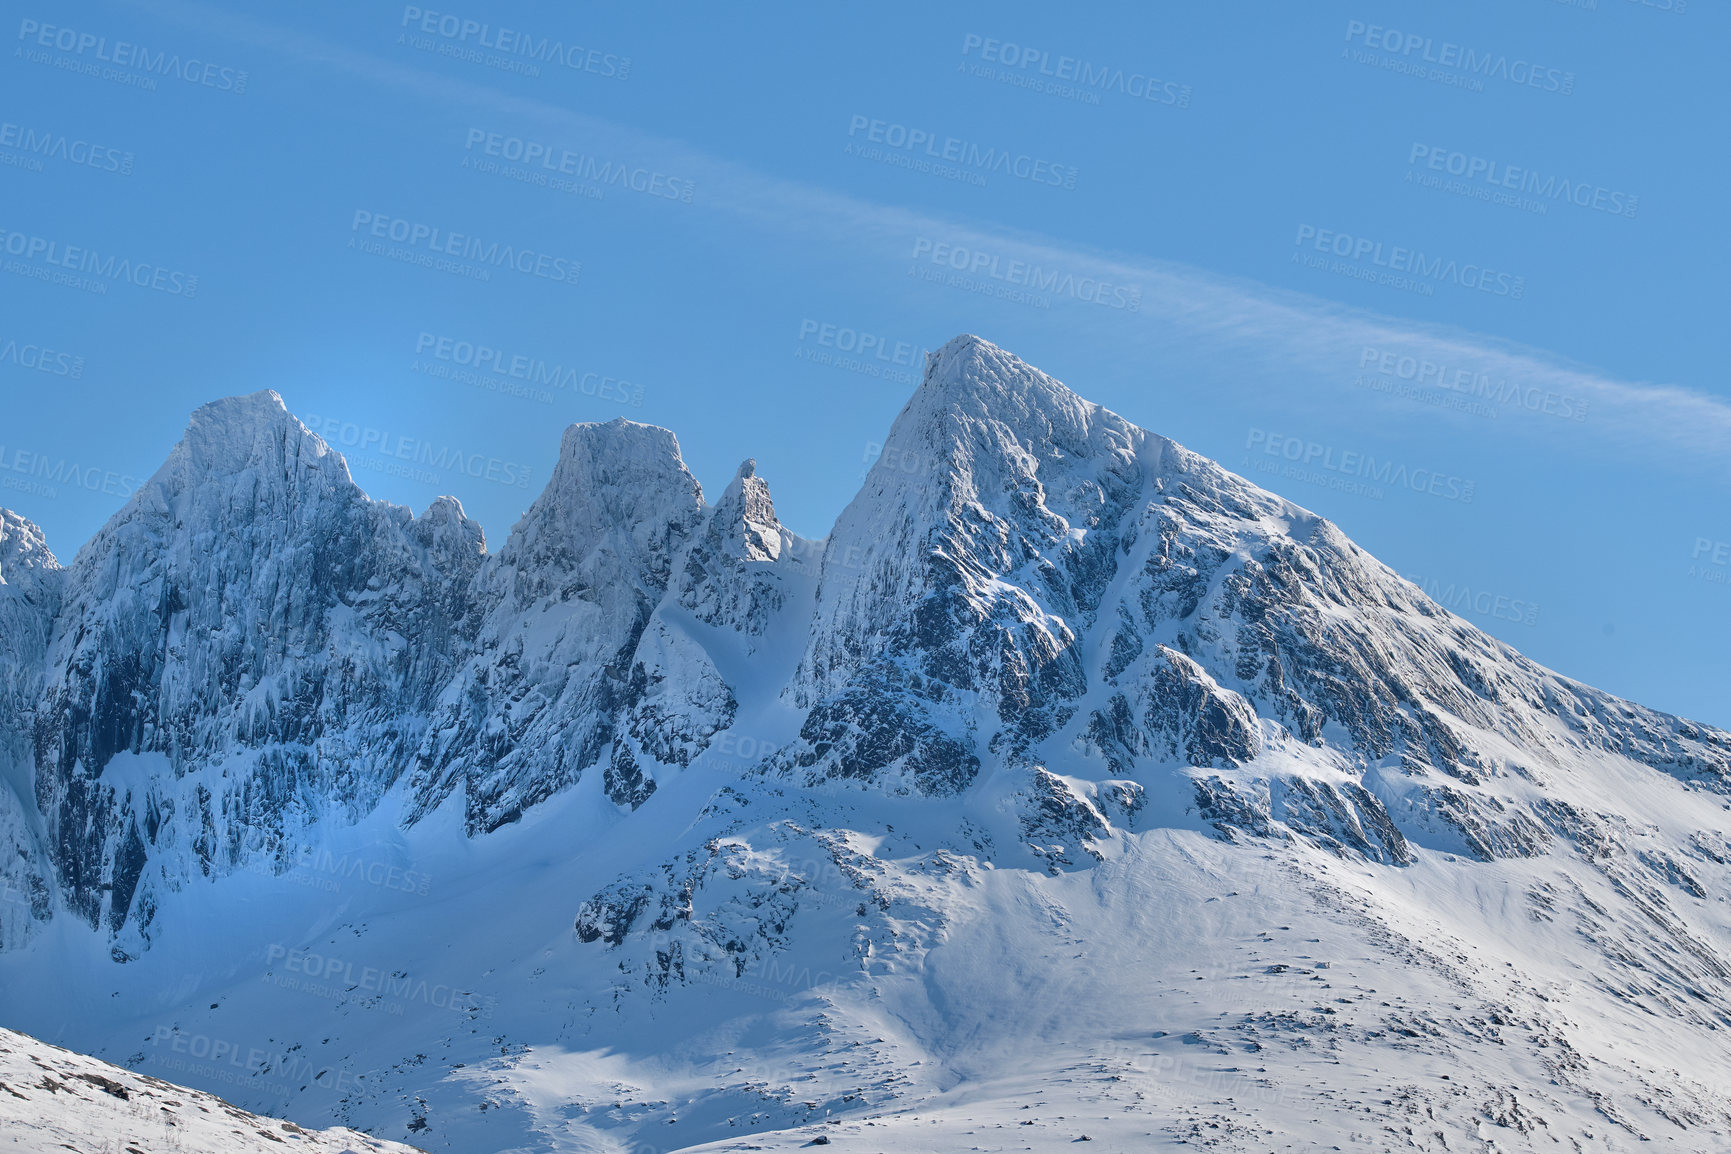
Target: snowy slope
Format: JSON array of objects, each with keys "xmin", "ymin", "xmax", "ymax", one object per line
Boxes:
[
  {"xmin": 0, "ymin": 1025, "xmax": 424, "ymax": 1153},
  {"xmin": 1, "ymin": 336, "xmax": 1729, "ymax": 1152}
]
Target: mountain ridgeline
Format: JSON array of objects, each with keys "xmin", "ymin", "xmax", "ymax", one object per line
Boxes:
[{"xmin": 1, "ymin": 335, "xmax": 1726, "ymax": 964}]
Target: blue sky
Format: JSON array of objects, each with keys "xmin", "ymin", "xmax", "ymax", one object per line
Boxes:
[{"xmin": 2, "ymin": 0, "xmax": 1726, "ymax": 726}]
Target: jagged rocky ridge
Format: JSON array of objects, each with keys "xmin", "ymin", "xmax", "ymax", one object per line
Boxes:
[
  {"xmin": 1, "ymin": 335, "xmax": 1727, "ymax": 964},
  {"xmin": 5, "ymin": 336, "xmax": 1731, "ymax": 1150}
]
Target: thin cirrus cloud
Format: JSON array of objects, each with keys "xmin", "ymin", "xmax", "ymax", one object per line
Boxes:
[{"xmin": 131, "ymin": 0, "xmax": 1731, "ymax": 473}]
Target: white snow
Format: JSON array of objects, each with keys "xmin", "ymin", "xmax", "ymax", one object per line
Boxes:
[{"xmin": 0, "ymin": 1026, "xmax": 424, "ymax": 1153}]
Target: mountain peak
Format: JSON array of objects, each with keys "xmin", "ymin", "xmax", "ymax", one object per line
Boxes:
[
  {"xmin": 919, "ymin": 333, "xmax": 1083, "ymax": 408},
  {"xmin": 164, "ymin": 389, "xmax": 341, "ymax": 483},
  {"xmin": 713, "ymin": 458, "xmax": 781, "ymax": 562},
  {"xmin": 501, "ymin": 417, "xmax": 703, "ymax": 579},
  {"xmin": 924, "ymin": 331, "xmax": 1006, "ymax": 379},
  {"xmin": 899, "ymin": 334, "xmax": 1114, "ymax": 462},
  {"xmin": 0, "ymin": 509, "xmax": 61, "ymax": 625},
  {"xmin": 556, "ymin": 417, "xmax": 686, "ymax": 473},
  {"xmin": 0, "ymin": 509, "xmax": 57, "ymax": 586},
  {"xmin": 184, "ymin": 388, "xmax": 294, "ymax": 442},
  {"xmin": 192, "ymin": 388, "xmax": 288, "ymax": 420},
  {"xmin": 419, "ymin": 493, "xmax": 470, "ymax": 526},
  {"xmin": 919, "ymin": 333, "xmax": 1020, "ymax": 402},
  {"xmin": 865, "ymin": 333, "xmax": 1139, "ymax": 502}
]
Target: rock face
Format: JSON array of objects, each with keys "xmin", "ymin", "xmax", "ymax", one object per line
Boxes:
[
  {"xmin": 25, "ymin": 394, "xmax": 486, "ymax": 957},
  {"xmin": 405, "ymin": 419, "xmax": 706, "ymax": 826},
  {"xmin": 0, "ymin": 336, "xmax": 1727, "ymax": 954},
  {"xmin": 0, "ymin": 510, "xmax": 60, "ymax": 953}
]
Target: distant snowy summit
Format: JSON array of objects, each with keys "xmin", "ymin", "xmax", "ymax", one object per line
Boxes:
[{"xmin": 0, "ymin": 333, "xmax": 1725, "ymax": 959}]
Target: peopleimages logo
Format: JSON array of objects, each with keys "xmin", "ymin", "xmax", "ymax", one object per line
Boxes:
[
  {"xmin": 863, "ymin": 440, "xmax": 936, "ymax": 477},
  {"xmin": 1693, "ymin": 538, "xmax": 1731, "ymax": 565},
  {"xmin": 1688, "ymin": 538, "xmax": 1729, "ymax": 589},
  {"xmin": 846, "ymin": 115, "xmax": 1079, "ymax": 189},
  {"xmin": 1406, "ymin": 574, "xmax": 1540, "ymax": 627},
  {"xmin": 349, "ymin": 211, "xmax": 580, "ymax": 285},
  {"xmin": 144, "ymin": 1028, "xmax": 370, "ymax": 1096},
  {"xmin": 0, "ymin": 337, "xmax": 83, "ymax": 378},
  {"xmin": 1407, "ymin": 144, "xmax": 1637, "ymax": 219},
  {"xmin": 0, "ymin": 445, "xmax": 138, "ymax": 501},
  {"xmin": 958, "ymin": 33, "xmax": 1191, "ymax": 108},
  {"xmin": 1294, "ymin": 225, "xmax": 1525, "ymax": 299},
  {"xmin": 398, "ymin": 7, "xmax": 629, "ymax": 78},
  {"xmin": 1342, "ymin": 20, "xmax": 1573, "ymax": 95},
  {"xmin": 303, "ymin": 413, "xmax": 535, "ymax": 489},
  {"xmin": 16, "ymin": 19, "xmax": 248, "ymax": 93},
  {"xmin": 796, "ymin": 320, "xmax": 928, "ymax": 373},
  {"xmin": 798, "ymin": 320, "xmax": 926, "ymax": 365},
  {"xmin": 263, "ymin": 945, "xmax": 496, "ymax": 1019},
  {"xmin": 289, "ymin": 846, "xmax": 430, "ymax": 896},
  {"xmin": 462, "ymin": 129, "xmax": 693, "ymax": 202},
  {"xmin": 1358, "ymin": 347, "xmax": 1586, "ymax": 421},
  {"xmin": 1245, "ymin": 429, "xmax": 1475, "ymax": 503},
  {"xmin": 0, "ymin": 120, "xmax": 133, "ymax": 174},
  {"xmin": 0, "ymin": 227, "xmax": 198, "ymax": 296},
  {"xmin": 910, "ymin": 238, "xmax": 1141, "ymax": 310},
  {"xmin": 413, "ymin": 332, "xmax": 646, "ymax": 406}
]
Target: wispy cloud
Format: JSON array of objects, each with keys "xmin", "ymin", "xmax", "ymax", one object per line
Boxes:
[{"xmin": 131, "ymin": 0, "xmax": 1731, "ymax": 470}]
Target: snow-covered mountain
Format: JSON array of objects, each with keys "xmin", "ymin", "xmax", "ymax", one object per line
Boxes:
[{"xmin": 3, "ymin": 335, "xmax": 1730, "ymax": 1151}]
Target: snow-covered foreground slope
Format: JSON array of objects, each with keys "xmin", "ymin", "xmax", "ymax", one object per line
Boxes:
[
  {"xmin": 10, "ymin": 802, "xmax": 1727, "ymax": 1151},
  {"xmin": 2, "ymin": 335, "xmax": 1729, "ymax": 1151},
  {"xmin": 0, "ymin": 1025, "xmax": 424, "ymax": 1153}
]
